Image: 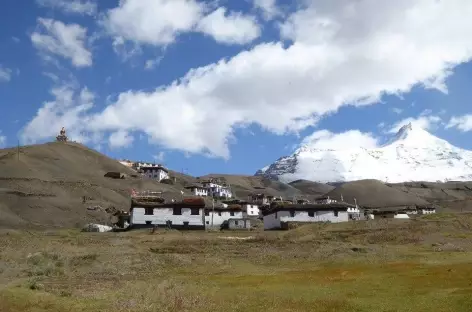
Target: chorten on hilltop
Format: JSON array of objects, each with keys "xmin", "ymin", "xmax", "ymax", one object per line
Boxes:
[{"xmin": 56, "ymin": 127, "xmax": 68, "ymax": 142}]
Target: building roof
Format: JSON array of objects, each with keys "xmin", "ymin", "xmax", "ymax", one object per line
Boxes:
[
  {"xmin": 262, "ymin": 203, "xmax": 354, "ymax": 216},
  {"xmin": 140, "ymin": 165, "xmax": 169, "ymax": 173}
]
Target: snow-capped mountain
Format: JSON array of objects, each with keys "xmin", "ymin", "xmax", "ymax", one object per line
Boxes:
[{"xmin": 256, "ymin": 123, "xmax": 472, "ymax": 183}]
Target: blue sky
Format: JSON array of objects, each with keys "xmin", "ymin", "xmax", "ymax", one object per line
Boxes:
[{"xmin": 0, "ymin": 0, "xmax": 471, "ymax": 177}]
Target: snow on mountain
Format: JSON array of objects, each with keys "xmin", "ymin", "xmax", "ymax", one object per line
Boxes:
[{"xmin": 256, "ymin": 123, "xmax": 472, "ymax": 183}]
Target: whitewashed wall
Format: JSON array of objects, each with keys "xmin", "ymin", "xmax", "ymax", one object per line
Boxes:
[
  {"xmin": 205, "ymin": 211, "xmax": 243, "ymax": 227},
  {"xmin": 263, "ymin": 210, "xmax": 349, "ymax": 230},
  {"xmin": 190, "ymin": 188, "xmax": 208, "ymax": 196},
  {"xmin": 263, "ymin": 213, "xmax": 280, "ymax": 230},
  {"xmin": 131, "ymin": 207, "xmax": 204, "ymax": 226},
  {"xmin": 245, "ymin": 204, "xmax": 260, "ymax": 217}
]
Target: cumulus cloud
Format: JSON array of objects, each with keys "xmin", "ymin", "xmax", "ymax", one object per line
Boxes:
[
  {"xmin": 446, "ymin": 114, "xmax": 472, "ymax": 132},
  {"xmin": 109, "ymin": 130, "xmax": 134, "ymax": 149},
  {"xmin": 36, "ymin": 0, "xmax": 97, "ymax": 15},
  {"xmin": 253, "ymin": 0, "xmax": 280, "ymax": 20},
  {"xmin": 21, "ymin": 85, "xmax": 95, "ymax": 144},
  {"xmin": 103, "ymin": 0, "xmax": 206, "ymax": 47},
  {"xmin": 31, "ymin": 18, "xmax": 92, "ymax": 67},
  {"xmin": 196, "ymin": 8, "xmax": 261, "ymax": 44},
  {"xmin": 24, "ymin": 0, "xmax": 472, "ymax": 158},
  {"xmin": 300, "ymin": 130, "xmax": 379, "ymax": 151},
  {"xmin": 0, "ymin": 65, "xmax": 12, "ymax": 82},
  {"xmin": 386, "ymin": 109, "xmax": 443, "ymax": 134},
  {"xmin": 103, "ymin": 0, "xmax": 260, "ymax": 48}
]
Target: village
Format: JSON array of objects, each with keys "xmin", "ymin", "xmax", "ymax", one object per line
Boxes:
[{"xmin": 111, "ymin": 158, "xmax": 438, "ymax": 232}]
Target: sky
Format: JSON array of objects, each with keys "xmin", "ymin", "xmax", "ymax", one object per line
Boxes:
[{"xmin": 0, "ymin": 0, "xmax": 472, "ymax": 177}]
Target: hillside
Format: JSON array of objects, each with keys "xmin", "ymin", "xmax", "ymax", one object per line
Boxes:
[
  {"xmin": 0, "ymin": 142, "xmax": 192, "ymax": 228},
  {"xmin": 324, "ymin": 179, "xmax": 430, "ymax": 208},
  {"xmin": 0, "ymin": 142, "xmax": 317, "ymax": 229},
  {"xmin": 256, "ymin": 123, "xmax": 472, "ymax": 183}
]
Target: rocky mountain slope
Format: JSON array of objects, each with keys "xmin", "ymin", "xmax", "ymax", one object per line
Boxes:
[{"xmin": 256, "ymin": 123, "xmax": 472, "ymax": 184}]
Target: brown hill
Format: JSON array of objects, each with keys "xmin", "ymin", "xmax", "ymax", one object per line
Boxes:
[
  {"xmin": 0, "ymin": 142, "xmax": 192, "ymax": 229},
  {"xmin": 324, "ymin": 179, "xmax": 430, "ymax": 208},
  {"xmin": 288, "ymin": 179, "xmax": 335, "ymax": 196}
]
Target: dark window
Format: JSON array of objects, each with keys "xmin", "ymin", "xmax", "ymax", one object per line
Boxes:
[
  {"xmin": 205, "ymin": 210, "xmax": 209, "ymax": 216},
  {"xmin": 145, "ymin": 221, "xmax": 152, "ymax": 225},
  {"xmin": 334, "ymin": 210, "xmax": 339, "ymax": 217},
  {"xmin": 145, "ymin": 208, "xmax": 153, "ymax": 215},
  {"xmin": 206, "ymin": 221, "xmax": 209, "ymax": 225},
  {"xmin": 191, "ymin": 208, "xmax": 200, "ymax": 215},
  {"xmin": 235, "ymin": 221, "xmax": 239, "ymax": 226},
  {"xmin": 290, "ymin": 210, "xmax": 295, "ymax": 217},
  {"xmin": 173, "ymin": 207, "xmax": 182, "ymax": 215},
  {"xmin": 308, "ymin": 211, "xmax": 315, "ymax": 217},
  {"xmin": 218, "ymin": 212, "xmax": 222, "ymax": 216},
  {"xmin": 183, "ymin": 221, "xmax": 189, "ymax": 228},
  {"xmin": 230, "ymin": 212, "xmax": 235, "ymax": 216}
]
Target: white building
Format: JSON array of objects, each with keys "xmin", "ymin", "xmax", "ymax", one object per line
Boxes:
[
  {"xmin": 119, "ymin": 160, "xmax": 134, "ymax": 168},
  {"xmin": 141, "ymin": 165, "xmax": 169, "ymax": 182},
  {"xmin": 130, "ymin": 203, "xmax": 205, "ymax": 229},
  {"xmin": 417, "ymin": 206, "xmax": 436, "ymax": 214},
  {"xmin": 184, "ymin": 185, "xmax": 209, "ymax": 196},
  {"xmin": 204, "ymin": 207, "xmax": 244, "ymax": 229},
  {"xmin": 244, "ymin": 203, "xmax": 260, "ymax": 217},
  {"xmin": 263, "ymin": 204, "xmax": 351, "ymax": 230},
  {"xmin": 201, "ymin": 181, "xmax": 232, "ymax": 198}
]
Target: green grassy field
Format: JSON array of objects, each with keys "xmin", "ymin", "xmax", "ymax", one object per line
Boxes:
[{"xmin": 1, "ymin": 214, "xmax": 472, "ymax": 312}]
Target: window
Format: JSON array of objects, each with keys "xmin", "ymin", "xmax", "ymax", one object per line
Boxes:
[
  {"xmin": 230, "ymin": 212, "xmax": 235, "ymax": 216},
  {"xmin": 205, "ymin": 210, "xmax": 209, "ymax": 216},
  {"xmin": 308, "ymin": 211, "xmax": 315, "ymax": 217},
  {"xmin": 218, "ymin": 212, "xmax": 222, "ymax": 216},
  {"xmin": 145, "ymin": 208, "xmax": 153, "ymax": 215},
  {"xmin": 191, "ymin": 208, "xmax": 200, "ymax": 215},
  {"xmin": 290, "ymin": 210, "xmax": 295, "ymax": 217},
  {"xmin": 206, "ymin": 221, "xmax": 209, "ymax": 225},
  {"xmin": 334, "ymin": 210, "xmax": 339, "ymax": 217},
  {"xmin": 235, "ymin": 221, "xmax": 239, "ymax": 226},
  {"xmin": 173, "ymin": 207, "xmax": 182, "ymax": 215}
]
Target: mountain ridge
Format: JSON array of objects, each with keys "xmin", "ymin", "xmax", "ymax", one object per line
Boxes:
[{"xmin": 256, "ymin": 123, "xmax": 472, "ymax": 183}]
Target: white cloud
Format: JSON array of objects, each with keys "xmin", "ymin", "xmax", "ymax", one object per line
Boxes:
[
  {"xmin": 31, "ymin": 18, "xmax": 92, "ymax": 67},
  {"xmin": 109, "ymin": 130, "xmax": 134, "ymax": 149},
  {"xmin": 103, "ymin": 0, "xmax": 205, "ymax": 47},
  {"xmin": 0, "ymin": 66, "xmax": 12, "ymax": 82},
  {"xmin": 153, "ymin": 152, "xmax": 165, "ymax": 162},
  {"xmin": 196, "ymin": 8, "xmax": 261, "ymax": 44},
  {"xmin": 103, "ymin": 0, "xmax": 260, "ymax": 48},
  {"xmin": 24, "ymin": 0, "xmax": 472, "ymax": 159},
  {"xmin": 391, "ymin": 107, "xmax": 403, "ymax": 114},
  {"xmin": 253, "ymin": 0, "xmax": 280, "ymax": 20},
  {"xmin": 300, "ymin": 129, "xmax": 379, "ymax": 150},
  {"xmin": 36, "ymin": 0, "xmax": 97, "ymax": 16},
  {"xmin": 0, "ymin": 132, "xmax": 6, "ymax": 147},
  {"xmin": 12, "ymin": 37, "xmax": 20, "ymax": 43},
  {"xmin": 145, "ymin": 56, "xmax": 164, "ymax": 70},
  {"xmin": 21, "ymin": 85, "xmax": 95, "ymax": 144},
  {"xmin": 446, "ymin": 114, "xmax": 472, "ymax": 132},
  {"xmin": 387, "ymin": 114, "xmax": 443, "ymax": 134}
]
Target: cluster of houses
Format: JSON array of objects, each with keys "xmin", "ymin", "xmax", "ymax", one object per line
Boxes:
[
  {"xmin": 127, "ymin": 189, "xmax": 437, "ymax": 231},
  {"xmin": 120, "ymin": 160, "xmax": 170, "ymax": 182},
  {"xmin": 118, "ymin": 160, "xmax": 437, "ymax": 231},
  {"xmin": 184, "ymin": 178, "xmax": 233, "ymax": 199}
]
